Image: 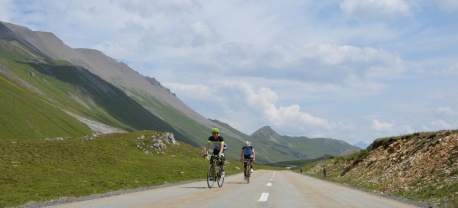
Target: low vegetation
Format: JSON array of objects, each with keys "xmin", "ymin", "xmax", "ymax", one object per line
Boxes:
[
  {"xmin": 0, "ymin": 131, "xmax": 261, "ymax": 207},
  {"xmin": 303, "ymin": 130, "xmax": 458, "ymax": 208}
]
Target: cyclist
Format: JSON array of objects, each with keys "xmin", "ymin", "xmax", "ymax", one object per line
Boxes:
[
  {"xmin": 204, "ymin": 128, "xmax": 225, "ymax": 178},
  {"xmin": 240, "ymin": 141, "xmax": 255, "ymax": 181}
]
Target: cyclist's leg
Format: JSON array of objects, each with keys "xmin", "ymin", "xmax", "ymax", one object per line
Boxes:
[
  {"xmin": 220, "ymin": 155, "xmax": 225, "ymax": 171},
  {"xmin": 243, "ymin": 155, "xmax": 250, "ymax": 175},
  {"xmin": 221, "ymin": 150, "xmax": 226, "ymax": 171},
  {"xmin": 250, "ymin": 155, "xmax": 254, "ymax": 169}
]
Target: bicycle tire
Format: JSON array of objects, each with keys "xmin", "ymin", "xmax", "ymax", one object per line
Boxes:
[
  {"xmin": 207, "ymin": 164, "xmax": 215, "ymax": 188},
  {"xmin": 217, "ymin": 167, "xmax": 224, "ymax": 187},
  {"xmin": 244, "ymin": 160, "xmax": 250, "ymax": 184}
]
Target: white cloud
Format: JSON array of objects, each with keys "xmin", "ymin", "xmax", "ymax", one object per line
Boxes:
[
  {"xmin": 372, "ymin": 119, "xmax": 395, "ymax": 131},
  {"xmin": 241, "ymin": 85, "xmax": 332, "ymax": 129},
  {"xmin": 340, "ymin": 0, "xmax": 412, "ymax": 19},
  {"xmin": 431, "ymin": 119, "xmax": 453, "ymax": 129},
  {"xmin": 435, "ymin": 0, "xmax": 458, "ymax": 12},
  {"xmin": 0, "ymin": 0, "xmax": 14, "ymax": 21},
  {"xmin": 435, "ymin": 107, "xmax": 458, "ymax": 118}
]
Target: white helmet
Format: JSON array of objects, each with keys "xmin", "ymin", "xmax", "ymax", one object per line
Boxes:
[{"xmin": 245, "ymin": 141, "xmax": 251, "ymax": 146}]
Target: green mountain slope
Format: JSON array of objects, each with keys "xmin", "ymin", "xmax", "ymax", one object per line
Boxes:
[
  {"xmin": 0, "ymin": 41, "xmax": 92, "ymax": 139},
  {"xmin": 251, "ymin": 126, "xmax": 360, "ymax": 161},
  {"xmin": 0, "ymin": 40, "xmax": 187, "ymax": 141}
]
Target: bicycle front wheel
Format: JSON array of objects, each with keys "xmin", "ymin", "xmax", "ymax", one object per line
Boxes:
[
  {"xmin": 217, "ymin": 169, "xmax": 224, "ymax": 187},
  {"xmin": 207, "ymin": 164, "xmax": 215, "ymax": 188}
]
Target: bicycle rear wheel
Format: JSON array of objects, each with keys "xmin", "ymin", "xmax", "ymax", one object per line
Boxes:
[
  {"xmin": 207, "ymin": 164, "xmax": 215, "ymax": 188},
  {"xmin": 244, "ymin": 161, "xmax": 250, "ymax": 184}
]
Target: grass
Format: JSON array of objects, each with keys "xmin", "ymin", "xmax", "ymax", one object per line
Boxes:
[
  {"xmin": 0, "ymin": 74, "xmax": 93, "ymax": 140},
  {"xmin": 0, "ymin": 131, "xmax": 249, "ymax": 207}
]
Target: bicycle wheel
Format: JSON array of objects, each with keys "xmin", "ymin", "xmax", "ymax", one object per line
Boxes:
[
  {"xmin": 217, "ymin": 167, "xmax": 224, "ymax": 187},
  {"xmin": 207, "ymin": 164, "xmax": 215, "ymax": 188},
  {"xmin": 244, "ymin": 161, "xmax": 250, "ymax": 184}
]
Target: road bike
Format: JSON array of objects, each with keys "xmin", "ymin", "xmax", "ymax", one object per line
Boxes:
[
  {"xmin": 206, "ymin": 154, "xmax": 224, "ymax": 188},
  {"xmin": 243, "ymin": 158, "xmax": 251, "ymax": 184}
]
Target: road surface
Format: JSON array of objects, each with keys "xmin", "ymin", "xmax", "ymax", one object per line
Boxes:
[{"xmin": 47, "ymin": 170, "xmax": 420, "ymax": 208}]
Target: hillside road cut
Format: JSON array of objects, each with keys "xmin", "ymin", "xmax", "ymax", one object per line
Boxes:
[{"xmin": 47, "ymin": 170, "xmax": 420, "ymax": 208}]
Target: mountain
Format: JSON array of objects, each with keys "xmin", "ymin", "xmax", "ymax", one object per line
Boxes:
[
  {"xmin": 0, "ymin": 21, "xmax": 358, "ymax": 163},
  {"xmin": 353, "ymin": 141, "xmax": 369, "ymax": 149},
  {"xmin": 0, "ymin": 21, "xmax": 246, "ymax": 152},
  {"xmin": 251, "ymin": 126, "xmax": 360, "ymax": 162}
]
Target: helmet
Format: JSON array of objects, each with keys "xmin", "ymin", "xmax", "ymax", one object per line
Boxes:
[
  {"xmin": 245, "ymin": 141, "xmax": 251, "ymax": 146},
  {"xmin": 211, "ymin": 128, "xmax": 220, "ymax": 133}
]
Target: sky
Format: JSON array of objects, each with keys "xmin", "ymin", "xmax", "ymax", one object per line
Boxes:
[{"xmin": 1, "ymin": 0, "xmax": 457, "ymax": 145}]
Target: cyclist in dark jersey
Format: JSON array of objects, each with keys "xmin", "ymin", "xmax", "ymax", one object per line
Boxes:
[
  {"xmin": 240, "ymin": 141, "xmax": 256, "ymax": 181},
  {"xmin": 204, "ymin": 128, "xmax": 225, "ymax": 177}
]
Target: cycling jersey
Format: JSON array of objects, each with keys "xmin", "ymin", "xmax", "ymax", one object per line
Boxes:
[
  {"xmin": 208, "ymin": 135, "xmax": 225, "ymax": 151},
  {"xmin": 242, "ymin": 146, "xmax": 254, "ymax": 156},
  {"xmin": 208, "ymin": 135, "xmax": 225, "ymax": 165}
]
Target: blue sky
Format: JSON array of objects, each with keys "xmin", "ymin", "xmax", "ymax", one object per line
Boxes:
[{"xmin": 1, "ymin": 0, "xmax": 457, "ymax": 145}]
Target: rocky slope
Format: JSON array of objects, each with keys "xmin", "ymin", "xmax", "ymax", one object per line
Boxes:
[{"xmin": 306, "ymin": 129, "xmax": 458, "ymax": 207}]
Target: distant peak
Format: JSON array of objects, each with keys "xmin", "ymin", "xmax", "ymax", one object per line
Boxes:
[
  {"xmin": 260, "ymin": 126, "xmax": 273, "ymax": 131},
  {"xmin": 251, "ymin": 126, "xmax": 280, "ymax": 137}
]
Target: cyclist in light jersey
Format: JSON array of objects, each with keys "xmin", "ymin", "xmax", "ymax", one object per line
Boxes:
[{"xmin": 240, "ymin": 141, "xmax": 256, "ymax": 181}]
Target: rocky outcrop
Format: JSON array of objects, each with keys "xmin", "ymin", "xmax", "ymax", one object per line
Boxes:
[
  {"xmin": 136, "ymin": 132, "xmax": 179, "ymax": 155},
  {"xmin": 307, "ymin": 130, "xmax": 458, "ymax": 207}
]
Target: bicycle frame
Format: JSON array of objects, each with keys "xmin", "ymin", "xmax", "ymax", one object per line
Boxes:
[
  {"xmin": 243, "ymin": 158, "xmax": 251, "ymax": 184},
  {"xmin": 206, "ymin": 154, "xmax": 224, "ymax": 188}
]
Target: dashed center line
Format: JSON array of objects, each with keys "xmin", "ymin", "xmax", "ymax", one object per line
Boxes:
[
  {"xmin": 259, "ymin": 172, "xmax": 275, "ymax": 202},
  {"xmin": 258, "ymin": 193, "xmax": 269, "ymax": 202}
]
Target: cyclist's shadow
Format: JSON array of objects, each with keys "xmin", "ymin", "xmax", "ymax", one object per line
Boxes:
[
  {"xmin": 225, "ymin": 182, "xmax": 246, "ymax": 185},
  {"xmin": 180, "ymin": 186, "xmax": 208, "ymax": 189}
]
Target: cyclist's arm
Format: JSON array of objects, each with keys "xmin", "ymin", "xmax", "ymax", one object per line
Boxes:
[
  {"xmin": 252, "ymin": 149, "xmax": 256, "ymax": 160},
  {"xmin": 218, "ymin": 141, "xmax": 224, "ymax": 155},
  {"xmin": 205, "ymin": 142, "xmax": 211, "ymax": 155}
]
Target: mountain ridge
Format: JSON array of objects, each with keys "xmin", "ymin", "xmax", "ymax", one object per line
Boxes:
[{"xmin": 0, "ymin": 21, "xmax": 359, "ymax": 163}]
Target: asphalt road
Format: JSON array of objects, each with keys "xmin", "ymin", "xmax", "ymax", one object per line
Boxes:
[{"xmin": 47, "ymin": 170, "xmax": 420, "ymax": 208}]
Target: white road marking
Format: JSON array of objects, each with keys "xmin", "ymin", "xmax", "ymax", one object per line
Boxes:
[
  {"xmin": 267, "ymin": 183, "xmax": 272, "ymax": 186},
  {"xmin": 258, "ymin": 193, "xmax": 269, "ymax": 202}
]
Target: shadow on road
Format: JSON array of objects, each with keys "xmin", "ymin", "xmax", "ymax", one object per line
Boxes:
[
  {"xmin": 180, "ymin": 186, "xmax": 208, "ymax": 189},
  {"xmin": 225, "ymin": 182, "xmax": 247, "ymax": 185}
]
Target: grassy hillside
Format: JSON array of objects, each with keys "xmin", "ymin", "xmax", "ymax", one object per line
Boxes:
[
  {"xmin": 129, "ymin": 91, "xmax": 207, "ymax": 147},
  {"xmin": 250, "ymin": 126, "xmax": 360, "ymax": 163},
  {"xmin": 0, "ymin": 74, "xmax": 92, "ymax": 140},
  {"xmin": 266, "ymin": 154, "xmax": 333, "ymax": 168},
  {"xmin": 0, "ymin": 41, "xmax": 93, "ymax": 140},
  {"xmin": 0, "ymin": 40, "xmax": 188, "ymax": 141},
  {"xmin": 0, "ymin": 131, "xmax": 246, "ymax": 207}
]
